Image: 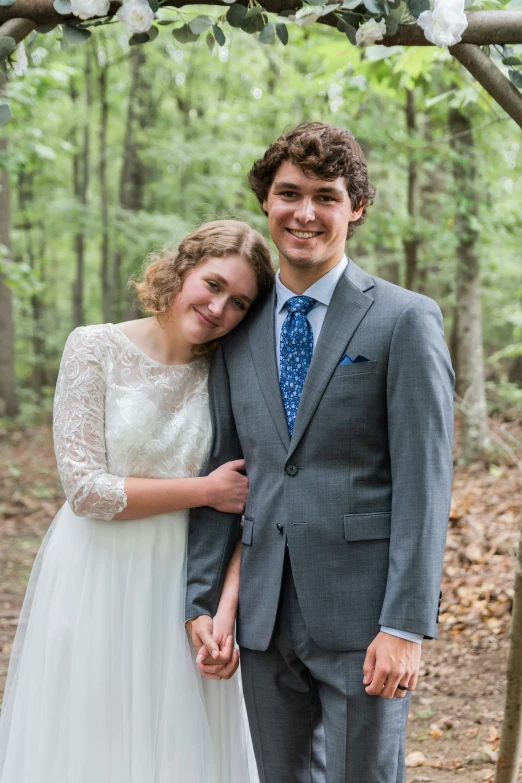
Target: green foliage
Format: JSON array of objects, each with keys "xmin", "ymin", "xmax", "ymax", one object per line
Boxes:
[{"xmin": 0, "ymin": 21, "xmax": 520, "ymax": 413}]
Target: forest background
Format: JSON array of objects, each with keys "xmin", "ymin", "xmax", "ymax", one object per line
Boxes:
[{"xmin": 0, "ymin": 12, "xmax": 522, "ymax": 782}]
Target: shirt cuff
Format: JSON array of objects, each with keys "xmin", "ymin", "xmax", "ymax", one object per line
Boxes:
[{"xmin": 380, "ymin": 626, "xmax": 423, "ymax": 644}]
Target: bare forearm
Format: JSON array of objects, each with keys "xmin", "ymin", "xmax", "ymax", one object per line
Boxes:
[
  {"xmin": 216, "ymin": 536, "xmax": 242, "ymax": 617},
  {"xmin": 114, "ymin": 476, "xmax": 210, "ymax": 520}
]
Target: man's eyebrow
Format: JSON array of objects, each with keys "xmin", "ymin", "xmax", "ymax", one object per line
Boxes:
[
  {"xmin": 272, "ymin": 180, "xmax": 345, "ymax": 196},
  {"xmin": 208, "ymin": 271, "xmax": 253, "ymax": 304}
]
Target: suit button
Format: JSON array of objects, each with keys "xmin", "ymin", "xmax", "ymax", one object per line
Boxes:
[
  {"xmin": 286, "ymin": 464, "xmax": 298, "ymax": 476},
  {"xmin": 276, "ymin": 523, "xmax": 284, "ymax": 534}
]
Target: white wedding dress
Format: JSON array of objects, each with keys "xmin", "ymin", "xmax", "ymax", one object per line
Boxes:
[{"xmin": 0, "ymin": 323, "xmax": 257, "ymax": 783}]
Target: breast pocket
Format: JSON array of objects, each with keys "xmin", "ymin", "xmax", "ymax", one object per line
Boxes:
[{"xmin": 331, "ymin": 360, "xmax": 378, "ymax": 379}]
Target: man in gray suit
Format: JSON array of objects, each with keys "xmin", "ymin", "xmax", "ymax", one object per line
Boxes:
[{"xmin": 186, "ymin": 122, "xmax": 454, "ymax": 782}]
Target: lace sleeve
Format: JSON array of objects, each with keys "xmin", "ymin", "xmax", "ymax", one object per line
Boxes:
[{"xmin": 53, "ymin": 327, "xmax": 128, "ymax": 521}]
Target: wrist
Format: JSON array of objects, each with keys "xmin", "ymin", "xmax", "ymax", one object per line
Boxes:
[
  {"xmin": 197, "ymin": 476, "xmax": 213, "ymax": 508},
  {"xmin": 216, "ymin": 593, "xmax": 238, "ymax": 618}
]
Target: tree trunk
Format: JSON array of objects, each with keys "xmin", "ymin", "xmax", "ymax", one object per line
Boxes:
[
  {"xmin": 449, "ymin": 107, "xmax": 489, "ymax": 462},
  {"xmin": 98, "ymin": 51, "xmax": 113, "ymax": 322},
  {"xmin": 18, "ymin": 168, "xmax": 46, "ymax": 394},
  {"xmin": 404, "ymin": 89, "xmax": 420, "ymax": 291},
  {"xmin": 0, "ymin": 76, "xmax": 18, "ymax": 416},
  {"xmin": 71, "ymin": 49, "xmax": 92, "ymax": 328},
  {"xmin": 115, "ymin": 47, "xmax": 149, "ymax": 321},
  {"xmin": 495, "ymin": 524, "xmax": 522, "ymax": 783}
]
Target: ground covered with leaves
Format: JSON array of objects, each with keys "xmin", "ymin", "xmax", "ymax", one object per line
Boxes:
[{"xmin": 1, "ymin": 422, "xmax": 521, "ymax": 782}]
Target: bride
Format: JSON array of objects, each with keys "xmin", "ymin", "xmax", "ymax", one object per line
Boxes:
[{"xmin": 0, "ymin": 219, "xmax": 275, "ymax": 783}]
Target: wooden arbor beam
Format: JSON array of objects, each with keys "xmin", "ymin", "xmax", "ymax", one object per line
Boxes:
[
  {"xmin": 1, "ymin": 2, "xmax": 522, "ymax": 128},
  {"xmin": 451, "ymin": 43, "xmax": 522, "ymax": 130}
]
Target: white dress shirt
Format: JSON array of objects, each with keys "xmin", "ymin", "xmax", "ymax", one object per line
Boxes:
[{"xmin": 274, "ymin": 256, "xmax": 422, "ymax": 645}]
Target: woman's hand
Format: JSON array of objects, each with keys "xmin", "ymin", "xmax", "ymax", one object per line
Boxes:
[{"xmin": 206, "ymin": 459, "xmax": 248, "ymax": 514}]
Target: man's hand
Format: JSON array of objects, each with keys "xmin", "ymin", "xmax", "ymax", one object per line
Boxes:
[
  {"xmin": 186, "ymin": 615, "xmax": 220, "ymax": 659},
  {"xmin": 185, "ymin": 615, "xmax": 239, "ymax": 680},
  {"xmin": 363, "ymin": 631, "xmax": 421, "ymax": 699}
]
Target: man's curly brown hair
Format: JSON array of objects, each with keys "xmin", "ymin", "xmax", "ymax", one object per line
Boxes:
[{"xmin": 248, "ymin": 122, "xmax": 376, "ymax": 240}]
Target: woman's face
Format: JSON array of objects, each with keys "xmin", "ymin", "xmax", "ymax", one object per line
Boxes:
[{"xmin": 169, "ymin": 254, "xmax": 259, "ymax": 345}]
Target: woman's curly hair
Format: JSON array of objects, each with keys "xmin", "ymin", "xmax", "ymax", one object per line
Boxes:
[
  {"xmin": 131, "ymin": 219, "xmax": 275, "ymax": 358},
  {"xmin": 248, "ymin": 122, "xmax": 376, "ymax": 240}
]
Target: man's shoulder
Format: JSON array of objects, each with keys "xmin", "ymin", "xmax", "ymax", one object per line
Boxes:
[{"xmin": 368, "ymin": 275, "xmax": 442, "ymax": 319}]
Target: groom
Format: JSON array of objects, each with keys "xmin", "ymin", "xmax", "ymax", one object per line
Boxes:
[{"xmin": 186, "ymin": 122, "xmax": 454, "ymax": 782}]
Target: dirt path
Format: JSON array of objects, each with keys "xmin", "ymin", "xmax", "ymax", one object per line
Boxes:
[{"xmin": 1, "ymin": 423, "xmax": 521, "ymax": 782}]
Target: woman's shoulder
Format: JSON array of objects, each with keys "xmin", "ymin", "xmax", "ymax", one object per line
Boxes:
[{"xmin": 63, "ymin": 323, "xmax": 117, "ymax": 359}]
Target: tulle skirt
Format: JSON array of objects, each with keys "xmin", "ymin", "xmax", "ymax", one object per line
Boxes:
[{"xmin": 0, "ymin": 503, "xmax": 257, "ymax": 783}]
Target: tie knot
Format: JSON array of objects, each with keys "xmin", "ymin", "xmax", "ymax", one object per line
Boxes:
[{"xmin": 286, "ymin": 296, "xmax": 316, "ymax": 316}]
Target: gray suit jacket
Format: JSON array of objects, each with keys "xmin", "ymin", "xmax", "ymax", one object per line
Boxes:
[{"xmin": 186, "ymin": 260, "xmax": 454, "ymax": 652}]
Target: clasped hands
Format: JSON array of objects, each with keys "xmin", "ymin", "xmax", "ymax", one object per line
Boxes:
[
  {"xmin": 186, "ymin": 614, "xmax": 240, "ymax": 681},
  {"xmin": 187, "ymin": 618, "xmax": 421, "ymax": 698}
]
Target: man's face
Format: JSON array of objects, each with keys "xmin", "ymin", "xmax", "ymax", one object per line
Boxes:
[{"xmin": 262, "ymin": 161, "xmax": 364, "ymax": 274}]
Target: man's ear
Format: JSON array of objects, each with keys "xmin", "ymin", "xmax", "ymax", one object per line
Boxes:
[
  {"xmin": 262, "ymin": 199, "xmax": 269, "ymax": 215},
  {"xmin": 350, "ymin": 200, "xmax": 365, "ymax": 222}
]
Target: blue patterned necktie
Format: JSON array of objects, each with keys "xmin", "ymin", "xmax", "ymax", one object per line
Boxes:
[{"xmin": 279, "ymin": 296, "xmax": 316, "ymax": 436}]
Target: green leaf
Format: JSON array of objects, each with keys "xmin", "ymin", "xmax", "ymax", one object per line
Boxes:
[
  {"xmin": 337, "ymin": 9, "xmax": 360, "ymax": 26},
  {"xmin": 226, "ymin": 3, "xmax": 248, "ymax": 27},
  {"xmin": 62, "ymin": 24, "xmax": 91, "ymax": 48},
  {"xmin": 157, "ymin": 20, "xmax": 175, "ymax": 25},
  {"xmin": 259, "ymin": 20, "xmax": 276, "ymax": 42},
  {"xmin": 341, "ymin": 0, "xmax": 362, "ymax": 7},
  {"xmin": 406, "ymin": 0, "xmax": 429, "ymax": 16},
  {"xmin": 363, "ymin": 0, "xmax": 383, "ymax": 13},
  {"xmin": 307, "ymin": 0, "xmax": 329, "ymax": 5},
  {"xmin": 337, "ymin": 17, "xmax": 357, "ymax": 43},
  {"xmin": 385, "ymin": 13, "xmax": 399, "ymax": 33},
  {"xmin": 241, "ymin": 7, "xmax": 266, "ymax": 33},
  {"xmin": 172, "ymin": 24, "xmax": 199, "ymax": 42},
  {"xmin": 206, "ymin": 31, "xmax": 215, "ymax": 52},
  {"xmin": 53, "ymin": 0, "xmax": 72, "ymax": 14},
  {"xmin": 212, "ymin": 24, "xmax": 226, "ymax": 45},
  {"xmin": 276, "ymin": 21, "xmax": 289, "ymax": 44},
  {"xmin": 148, "ymin": 0, "xmax": 160, "ymax": 10},
  {"xmin": 129, "ymin": 32, "xmax": 150, "ymax": 45},
  {"xmin": 503, "ymin": 56, "xmax": 522, "ymax": 66},
  {"xmin": 129, "ymin": 25, "xmax": 158, "ymax": 44},
  {"xmin": 36, "ymin": 23, "xmax": 58, "ymax": 33},
  {"xmin": 0, "ymin": 103, "xmax": 11, "ymax": 127},
  {"xmin": 189, "ymin": 15, "xmax": 214, "ymax": 34},
  {"xmin": 278, "ymin": 8, "xmax": 296, "ymax": 15},
  {"xmin": 0, "ymin": 0, "xmax": 17, "ymax": 6},
  {"xmin": 508, "ymin": 68, "xmax": 522, "ymax": 88},
  {"xmin": 0, "ymin": 36, "xmax": 16, "ymax": 59}
]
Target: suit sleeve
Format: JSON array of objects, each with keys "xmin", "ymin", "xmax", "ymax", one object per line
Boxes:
[
  {"xmin": 379, "ymin": 297, "xmax": 454, "ymax": 639},
  {"xmin": 185, "ymin": 344, "xmax": 243, "ymax": 622}
]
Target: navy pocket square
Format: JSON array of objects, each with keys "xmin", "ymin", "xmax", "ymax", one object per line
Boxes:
[{"xmin": 338, "ymin": 354, "xmax": 369, "ymax": 365}]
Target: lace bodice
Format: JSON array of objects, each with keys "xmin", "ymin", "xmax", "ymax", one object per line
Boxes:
[{"xmin": 53, "ymin": 324, "xmax": 211, "ymax": 521}]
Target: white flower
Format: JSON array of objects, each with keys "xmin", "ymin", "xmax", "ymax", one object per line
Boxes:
[
  {"xmin": 116, "ymin": 0, "xmax": 155, "ymax": 34},
  {"xmin": 11, "ymin": 42, "xmax": 28, "ymax": 76},
  {"xmin": 70, "ymin": 0, "xmax": 110, "ymax": 20},
  {"xmin": 289, "ymin": 3, "xmax": 339, "ymax": 26},
  {"xmin": 355, "ymin": 17, "xmax": 387, "ymax": 45},
  {"xmin": 417, "ymin": 0, "xmax": 468, "ymax": 47}
]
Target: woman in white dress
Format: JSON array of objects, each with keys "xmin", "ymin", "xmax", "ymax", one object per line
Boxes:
[{"xmin": 0, "ymin": 219, "xmax": 275, "ymax": 783}]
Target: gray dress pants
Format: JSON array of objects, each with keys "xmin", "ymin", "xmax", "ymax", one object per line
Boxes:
[{"xmin": 240, "ymin": 554, "xmax": 411, "ymax": 783}]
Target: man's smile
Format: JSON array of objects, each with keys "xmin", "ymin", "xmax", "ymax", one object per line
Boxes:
[{"xmin": 286, "ymin": 229, "xmax": 323, "ymax": 239}]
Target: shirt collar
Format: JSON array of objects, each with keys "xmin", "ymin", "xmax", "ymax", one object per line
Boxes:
[{"xmin": 275, "ymin": 255, "xmax": 349, "ymax": 314}]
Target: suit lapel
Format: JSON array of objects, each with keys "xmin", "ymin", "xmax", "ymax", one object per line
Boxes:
[
  {"xmin": 287, "ymin": 262, "xmax": 375, "ymax": 460},
  {"xmin": 247, "ymin": 288, "xmax": 291, "ymax": 450}
]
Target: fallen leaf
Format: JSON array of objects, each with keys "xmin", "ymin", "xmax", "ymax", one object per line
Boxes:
[{"xmin": 406, "ymin": 751, "xmax": 426, "ymax": 768}]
